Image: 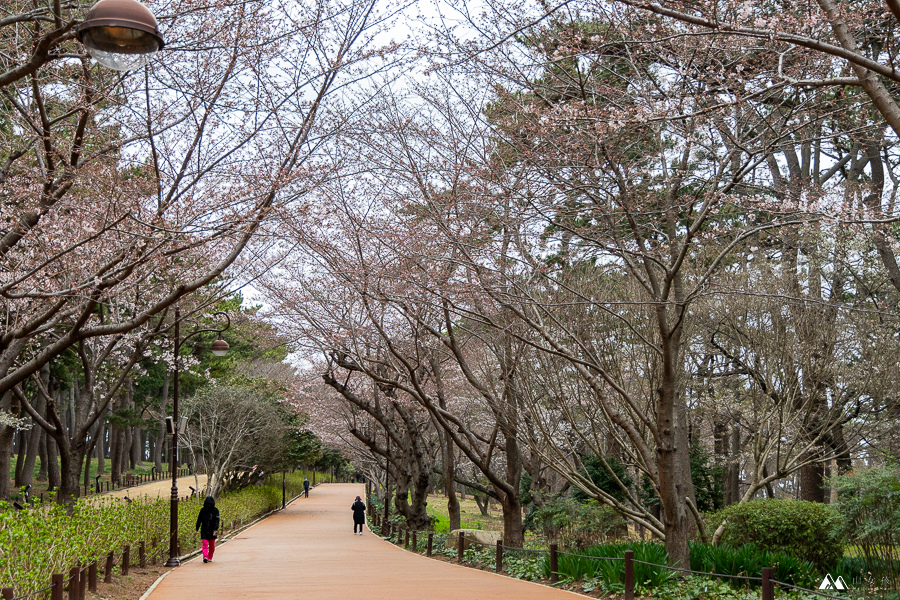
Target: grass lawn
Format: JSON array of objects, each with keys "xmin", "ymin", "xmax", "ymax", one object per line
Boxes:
[{"xmin": 425, "ymin": 493, "xmax": 506, "ymax": 533}]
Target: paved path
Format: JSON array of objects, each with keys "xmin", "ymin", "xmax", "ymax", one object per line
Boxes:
[
  {"xmin": 145, "ymin": 483, "xmax": 585, "ymax": 600},
  {"xmin": 89, "ymin": 475, "xmax": 208, "ymax": 504}
]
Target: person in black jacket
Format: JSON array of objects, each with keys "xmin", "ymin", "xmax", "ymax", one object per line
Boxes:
[
  {"xmin": 351, "ymin": 496, "xmax": 366, "ymax": 535},
  {"xmin": 196, "ymin": 496, "xmax": 220, "ymax": 563}
]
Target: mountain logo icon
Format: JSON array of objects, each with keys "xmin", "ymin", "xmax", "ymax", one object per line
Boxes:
[{"xmin": 819, "ymin": 574, "xmax": 848, "ymax": 590}]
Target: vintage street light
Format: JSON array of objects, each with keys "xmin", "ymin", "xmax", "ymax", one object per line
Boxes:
[
  {"xmin": 211, "ymin": 336, "xmax": 230, "ymax": 357},
  {"xmin": 77, "ymin": 0, "xmax": 164, "ymax": 71},
  {"xmin": 165, "ymin": 308, "xmax": 230, "ymax": 567}
]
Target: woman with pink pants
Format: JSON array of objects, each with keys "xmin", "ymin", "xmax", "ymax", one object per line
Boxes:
[{"xmin": 196, "ymin": 496, "xmax": 220, "ymax": 563}]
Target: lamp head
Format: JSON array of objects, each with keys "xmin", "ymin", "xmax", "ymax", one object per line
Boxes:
[
  {"xmin": 77, "ymin": 0, "xmax": 164, "ymax": 71},
  {"xmin": 210, "ymin": 338, "xmax": 230, "ymax": 357}
]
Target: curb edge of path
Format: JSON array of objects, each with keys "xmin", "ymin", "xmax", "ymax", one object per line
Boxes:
[
  {"xmin": 138, "ymin": 483, "xmax": 322, "ymax": 600},
  {"xmin": 368, "ymin": 525, "xmax": 592, "ymax": 599}
]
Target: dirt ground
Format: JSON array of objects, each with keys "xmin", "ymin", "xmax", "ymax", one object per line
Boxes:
[{"xmin": 85, "ymin": 565, "xmax": 170, "ymax": 600}]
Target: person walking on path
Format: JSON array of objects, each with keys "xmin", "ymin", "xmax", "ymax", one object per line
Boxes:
[
  {"xmin": 351, "ymin": 496, "xmax": 366, "ymax": 535},
  {"xmin": 196, "ymin": 496, "xmax": 220, "ymax": 563},
  {"xmin": 304, "ymin": 477, "xmax": 310, "ymax": 498}
]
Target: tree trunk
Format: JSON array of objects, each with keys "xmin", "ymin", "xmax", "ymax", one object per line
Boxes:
[
  {"xmin": 474, "ymin": 494, "xmax": 489, "ymax": 516},
  {"xmin": 95, "ymin": 414, "xmax": 105, "ymax": 478},
  {"xmin": 109, "ymin": 422, "xmax": 123, "ymax": 485},
  {"xmin": 131, "ymin": 424, "xmax": 142, "ymax": 467},
  {"xmin": 37, "ymin": 431, "xmax": 48, "ymax": 482},
  {"xmin": 0, "ymin": 391, "xmax": 14, "ymax": 500},
  {"xmin": 124, "ymin": 426, "xmax": 133, "ymax": 470},
  {"xmin": 0, "ymin": 426, "xmax": 12, "ymax": 501},
  {"xmin": 443, "ymin": 444, "xmax": 461, "ymax": 531},
  {"xmin": 154, "ymin": 369, "xmax": 170, "ymax": 473},
  {"xmin": 499, "ymin": 489, "xmax": 525, "ymax": 547},
  {"xmin": 382, "ymin": 476, "xmax": 391, "ymax": 525},
  {"xmin": 656, "ymin": 336, "xmax": 693, "ymax": 567},
  {"xmin": 725, "ymin": 426, "xmax": 740, "ymax": 505},
  {"xmin": 46, "ymin": 415, "xmax": 60, "ymax": 491},
  {"xmin": 57, "ymin": 444, "xmax": 81, "ymax": 501},
  {"xmin": 799, "ymin": 452, "xmax": 826, "ymax": 502},
  {"xmin": 18, "ymin": 395, "xmax": 46, "ymax": 487},
  {"xmin": 83, "ymin": 438, "xmax": 93, "ymax": 493},
  {"xmin": 14, "ymin": 429, "xmax": 27, "ymax": 486},
  {"xmin": 446, "ymin": 485, "xmax": 461, "ymax": 532},
  {"xmin": 499, "ymin": 430, "xmax": 525, "ymax": 547}
]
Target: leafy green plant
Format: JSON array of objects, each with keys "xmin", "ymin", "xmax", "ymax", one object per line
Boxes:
[
  {"xmin": 832, "ymin": 464, "xmax": 900, "ymax": 589},
  {"xmin": 653, "ymin": 576, "xmax": 763, "ymax": 600},
  {"xmin": 504, "ymin": 551, "xmax": 548, "ymax": 580},
  {"xmin": 570, "ymin": 455, "xmax": 633, "ymax": 503},
  {"xmin": 689, "ymin": 542, "xmax": 818, "ymax": 589},
  {"xmin": 546, "ymin": 541, "xmax": 674, "ymax": 592},
  {"xmin": 524, "ymin": 493, "xmax": 626, "ymax": 548},
  {"xmin": 463, "ymin": 545, "xmax": 496, "ymax": 567},
  {"xmin": 690, "ymin": 442, "xmax": 725, "ymax": 512},
  {"xmin": 0, "ymin": 477, "xmax": 302, "ymax": 597},
  {"xmin": 714, "ymin": 499, "xmax": 843, "ymax": 568}
]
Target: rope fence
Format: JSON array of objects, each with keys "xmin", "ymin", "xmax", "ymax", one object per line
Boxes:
[
  {"xmin": 632, "ymin": 558, "xmax": 765, "ymax": 582},
  {"xmin": 371, "ymin": 520, "xmax": 893, "ymax": 600},
  {"xmin": 4, "ymin": 471, "xmax": 332, "ymax": 598},
  {"xmin": 771, "ymin": 579, "xmax": 863, "ymax": 600},
  {"xmin": 0, "ymin": 540, "xmax": 155, "ymax": 600}
]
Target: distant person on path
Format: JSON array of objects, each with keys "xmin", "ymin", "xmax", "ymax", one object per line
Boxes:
[
  {"xmin": 196, "ymin": 496, "xmax": 220, "ymax": 563},
  {"xmin": 351, "ymin": 496, "xmax": 366, "ymax": 535},
  {"xmin": 304, "ymin": 477, "xmax": 310, "ymax": 498}
]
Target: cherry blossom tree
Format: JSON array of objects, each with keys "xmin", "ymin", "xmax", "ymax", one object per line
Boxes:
[{"xmin": 1, "ymin": 0, "xmax": 403, "ymax": 501}]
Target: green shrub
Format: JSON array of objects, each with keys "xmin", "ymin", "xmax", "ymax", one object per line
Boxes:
[
  {"xmin": 831, "ymin": 464, "xmax": 900, "ymax": 589},
  {"xmin": 715, "ymin": 499, "xmax": 843, "ymax": 568},
  {"xmin": 524, "ymin": 493, "xmax": 627, "ymax": 548},
  {"xmin": 547, "ymin": 541, "xmax": 674, "ymax": 592},
  {"xmin": 571, "ymin": 455, "xmax": 634, "ymax": 503},
  {"xmin": 689, "ymin": 542, "xmax": 818, "ymax": 589},
  {"xmin": 0, "ymin": 479, "xmax": 297, "ymax": 597},
  {"xmin": 690, "ymin": 443, "xmax": 725, "ymax": 512}
]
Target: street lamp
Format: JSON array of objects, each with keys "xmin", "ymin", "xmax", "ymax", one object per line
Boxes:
[
  {"xmin": 165, "ymin": 308, "xmax": 230, "ymax": 567},
  {"xmin": 77, "ymin": 0, "xmax": 164, "ymax": 71}
]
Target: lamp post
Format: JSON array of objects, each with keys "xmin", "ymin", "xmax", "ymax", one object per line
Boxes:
[
  {"xmin": 77, "ymin": 0, "xmax": 164, "ymax": 71},
  {"xmin": 165, "ymin": 308, "xmax": 230, "ymax": 567}
]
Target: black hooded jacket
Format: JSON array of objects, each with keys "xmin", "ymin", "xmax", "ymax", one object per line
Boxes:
[
  {"xmin": 196, "ymin": 496, "xmax": 220, "ymax": 540},
  {"xmin": 351, "ymin": 500, "xmax": 366, "ymax": 524}
]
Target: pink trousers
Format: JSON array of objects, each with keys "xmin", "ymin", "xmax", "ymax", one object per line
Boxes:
[{"xmin": 202, "ymin": 538, "xmax": 216, "ymax": 561}]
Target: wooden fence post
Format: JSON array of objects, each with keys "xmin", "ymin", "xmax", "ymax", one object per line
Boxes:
[
  {"xmin": 550, "ymin": 543, "xmax": 559, "ymax": 583},
  {"xmin": 412, "ymin": 530, "xmax": 417, "ymax": 552},
  {"xmin": 458, "ymin": 532, "xmax": 465, "ymax": 562},
  {"xmin": 404, "ymin": 528, "xmax": 409, "ymax": 548},
  {"xmin": 78, "ymin": 567, "xmax": 86, "ymax": 600},
  {"xmin": 122, "ymin": 545, "xmax": 130, "ymax": 576},
  {"xmin": 496, "ymin": 540, "xmax": 503, "ymax": 572},
  {"xmin": 624, "ymin": 550, "xmax": 634, "ymax": 600},
  {"xmin": 104, "ymin": 552, "xmax": 114, "ymax": 583},
  {"xmin": 762, "ymin": 567, "xmax": 773, "ymax": 600},
  {"xmin": 1, "ymin": 588, "xmax": 13, "ymax": 599},
  {"xmin": 140, "ymin": 541, "xmax": 146, "ymax": 567},
  {"xmin": 88, "ymin": 562, "xmax": 97, "ymax": 592},
  {"xmin": 51, "ymin": 573, "xmax": 64, "ymax": 600},
  {"xmin": 68, "ymin": 567, "xmax": 79, "ymax": 600},
  {"xmin": 427, "ymin": 532, "xmax": 433, "ymax": 557}
]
